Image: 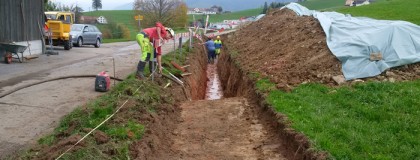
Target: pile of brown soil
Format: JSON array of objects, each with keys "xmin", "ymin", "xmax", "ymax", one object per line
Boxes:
[{"xmin": 226, "ymin": 9, "xmax": 420, "ymax": 90}]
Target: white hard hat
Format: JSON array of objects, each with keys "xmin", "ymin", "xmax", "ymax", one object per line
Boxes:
[{"xmin": 165, "ymin": 27, "xmax": 175, "ymax": 37}]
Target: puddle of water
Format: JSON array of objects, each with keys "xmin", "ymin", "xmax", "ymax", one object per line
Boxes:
[{"xmin": 205, "ymin": 63, "xmax": 223, "ymax": 100}]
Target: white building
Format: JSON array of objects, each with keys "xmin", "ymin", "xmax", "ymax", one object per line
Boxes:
[
  {"xmin": 97, "ymin": 16, "xmax": 108, "ymax": 24},
  {"xmin": 187, "ymin": 8, "xmax": 217, "ymax": 15}
]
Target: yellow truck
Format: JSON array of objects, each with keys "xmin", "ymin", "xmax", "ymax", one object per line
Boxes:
[{"xmin": 44, "ymin": 12, "xmax": 74, "ymax": 50}]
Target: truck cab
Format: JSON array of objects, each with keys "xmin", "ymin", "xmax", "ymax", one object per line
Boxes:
[{"xmin": 44, "ymin": 12, "xmax": 75, "ymax": 50}]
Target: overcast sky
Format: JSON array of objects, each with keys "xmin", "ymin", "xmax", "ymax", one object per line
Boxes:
[{"xmin": 51, "ymin": 0, "xmax": 133, "ymax": 11}]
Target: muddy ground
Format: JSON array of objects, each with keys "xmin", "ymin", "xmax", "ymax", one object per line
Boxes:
[
  {"xmin": 130, "ymin": 43, "xmax": 299, "ymax": 160},
  {"xmin": 8, "ymin": 8, "xmax": 420, "ymax": 160}
]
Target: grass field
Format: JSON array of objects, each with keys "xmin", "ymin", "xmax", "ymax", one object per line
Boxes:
[
  {"xmin": 83, "ymin": 9, "xmax": 262, "ymax": 42},
  {"xmin": 338, "ymin": 0, "xmax": 420, "ymax": 25},
  {"xmin": 84, "ymin": 10, "xmax": 138, "ymax": 41},
  {"xmin": 261, "ymin": 81, "xmax": 420, "ymax": 159},
  {"xmin": 298, "ymin": 0, "xmax": 347, "ymax": 10},
  {"xmin": 188, "ymin": 8, "xmax": 262, "ymax": 23},
  {"xmin": 297, "ymin": 0, "xmax": 420, "ymax": 25}
]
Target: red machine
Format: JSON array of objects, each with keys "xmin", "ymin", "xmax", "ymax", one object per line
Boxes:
[{"xmin": 95, "ymin": 71, "xmax": 111, "ymax": 92}]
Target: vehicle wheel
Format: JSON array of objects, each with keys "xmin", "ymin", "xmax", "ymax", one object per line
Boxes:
[
  {"xmin": 64, "ymin": 40, "xmax": 71, "ymax": 50},
  {"xmin": 94, "ymin": 39, "xmax": 101, "ymax": 48},
  {"xmin": 4, "ymin": 53, "xmax": 12, "ymax": 64},
  {"xmin": 76, "ymin": 37, "xmax": 83, "ymax": 47}
]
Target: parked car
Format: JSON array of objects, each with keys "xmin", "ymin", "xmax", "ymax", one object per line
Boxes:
[{"xmin": 70, "ymin": 24, "xmax": 102, "ymax": 48}]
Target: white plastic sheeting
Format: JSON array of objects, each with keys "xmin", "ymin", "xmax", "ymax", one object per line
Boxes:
[{"xmin": 284, "ymin": 3, "xmax": 420, "ymax": 80}]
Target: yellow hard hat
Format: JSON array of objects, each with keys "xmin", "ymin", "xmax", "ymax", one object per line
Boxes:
[{"xmin": 217, "ymin": 36, "xmax": 220, "ymax": 39}]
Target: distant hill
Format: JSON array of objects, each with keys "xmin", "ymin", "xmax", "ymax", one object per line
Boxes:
[
  {"xmin": 298, "ymin": 0, "xmax": 346, "ymax": 10},
  {"xmin": 114, "ymin": 0, "xmax": 297, "ymax": 11},
  {"xmin": 186, "ymin": 0, "xmax": 297, "ymax": 11},
  {"xmin": 114, "ymin": 3, "xmax": 133, "ymax": 10}
]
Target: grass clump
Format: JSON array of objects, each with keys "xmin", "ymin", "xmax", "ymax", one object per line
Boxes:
[
  {"xmin": 256, "ymin": 78, "xmax": 276, "ymax": 93},
  {"xmin": 106, "ymin": 121, "xmax": 145, "ymax": 140},
  {"xmin": 267, "ymin": 81, "xmax": 420, "ymax": 159}
]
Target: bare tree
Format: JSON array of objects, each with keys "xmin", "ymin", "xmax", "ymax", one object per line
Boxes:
[{"xmin": 134, "ymin": 0, "xmax": 183, "ymax": 27}]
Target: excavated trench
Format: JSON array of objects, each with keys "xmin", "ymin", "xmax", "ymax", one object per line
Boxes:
[{"xmin": 133, "ymin": 40, "xmax": 324, "ymax": 159}]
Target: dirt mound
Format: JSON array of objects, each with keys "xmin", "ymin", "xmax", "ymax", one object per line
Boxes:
[{"xmin": 226, "ymin": 9, "xmax": 420, "ymax": 90}]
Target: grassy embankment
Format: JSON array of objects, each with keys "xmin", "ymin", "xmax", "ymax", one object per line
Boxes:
[
  {"xmin": 257, "ymin": 80, "xmax": 420, "ymax": 159},
  {"xmin": 256, "ymin": 0, "xmax": 420, "ymax": 159}
]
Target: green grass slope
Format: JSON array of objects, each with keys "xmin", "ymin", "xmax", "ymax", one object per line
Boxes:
[
  {"xmin": 84, "ymin": 10, "xmax": 138, "ymax": 41},
  {"xmin": 264, "ymin": 81, "xmax": 420, "ymax": 159},
  {"xmin": 188, "ymin": 8, "xmax": 262, "ymax": 23},
  {"xmin": 83, "ymin": 8, "xmax": 263, "ymax": 42},
  {"xmin": 338, "ymin": 0, "xmax": 420, "ymax": 25},
  {"xmin": 299, "ymin": 0, "xmax": 346, "ymax": 10}
]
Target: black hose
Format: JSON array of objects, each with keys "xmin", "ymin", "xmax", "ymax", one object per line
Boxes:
[{"xmin": 0, "ymin": 75, "xmax": 123, "ymax": 98}]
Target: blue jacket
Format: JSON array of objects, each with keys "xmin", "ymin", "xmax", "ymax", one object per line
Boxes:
[{"xmin": 205, "ymin": 40, "xmax": 216, "ymax": 51}]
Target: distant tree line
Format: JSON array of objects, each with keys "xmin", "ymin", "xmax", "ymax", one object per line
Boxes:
[
  {"xmin": 134, "ymin": 0, "xmax": 188, "ymax": 29},
  {"xmin": 262, "ymin": 1, "xmax": 287, "ymax": 14},
  {"xmin": 210, "ymin": 5, "xmax": 223, "ymax": 13}
]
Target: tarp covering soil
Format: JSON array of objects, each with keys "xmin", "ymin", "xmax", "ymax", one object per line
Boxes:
[{"xmin": 226, "ymin": 9, "xmax": 420, "ymax": 90}]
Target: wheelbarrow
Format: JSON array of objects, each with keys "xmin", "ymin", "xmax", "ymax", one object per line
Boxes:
[{"xmin": 0, "ymin": 43, "xmax": 28, "ymax": 64}]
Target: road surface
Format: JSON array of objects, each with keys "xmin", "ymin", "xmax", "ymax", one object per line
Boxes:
[{"xmin": 0, "ymin": 39, "xmax": 185, "ymax": 158}]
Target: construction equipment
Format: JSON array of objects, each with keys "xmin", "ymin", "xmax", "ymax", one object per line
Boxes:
[
  {"xmin": 95, "ymin": 71, "xmax": 111, "ymax": 92},
  {"xmin": 44, "ymin": 12, "xmax": 74, "ymax": 50}
]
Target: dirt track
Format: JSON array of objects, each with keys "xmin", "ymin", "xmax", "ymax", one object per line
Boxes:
[
  {"xmin": 172, "ymin": 98, "xmax": 286, "ymax": 159},
  {"xmin": 130, "ymin": 52, "xmax": 291, "ymax": 159}
]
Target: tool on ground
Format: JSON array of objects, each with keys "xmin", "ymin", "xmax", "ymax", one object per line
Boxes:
[
  {"xmin": 164, "ymin": 83, "xmax": 171, "ymax": 88},
  {"xmin": 95, "ymin": 71, "xmax": 111, "ymax": 92},
  {"xmin": 162, "ymin": 67, "xmax": 184, "ymax": 85},
  {"xmin": 181, "ymin": 73, "xmax": 192, "ymax": 77},
  {"xmin": 107, "ymin": 56, "xmax": 116, "ymax": 86}
]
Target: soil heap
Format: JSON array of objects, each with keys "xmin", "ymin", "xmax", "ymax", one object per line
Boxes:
[{"xmin": 226, "ymin": 9, "xmax": 420, "ymax": 90}]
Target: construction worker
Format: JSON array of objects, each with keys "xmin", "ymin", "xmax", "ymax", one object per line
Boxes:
[
  {"xmin": 214, "ymin": 35, "xmax": 222, "ymax": 59},
  {"xmin": 204, "ymin": 37, "xmax": 216, "ymax": 64},
  {"xmin": 135, "ymin": 22, "xmax": 174, "ymax": 79}
]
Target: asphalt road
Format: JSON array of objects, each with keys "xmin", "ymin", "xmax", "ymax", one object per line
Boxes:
[{"xmin": 0, "ymin": 39, "xmax": 185, "ymax": 158}]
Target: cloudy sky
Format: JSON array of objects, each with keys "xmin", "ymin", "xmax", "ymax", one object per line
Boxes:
[{"xmin": 51, "ymin": 0, "xmax": 133, "ymax": 11}]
